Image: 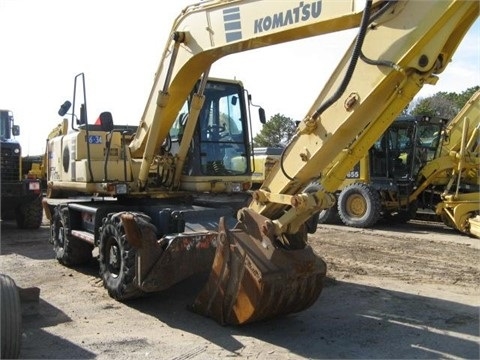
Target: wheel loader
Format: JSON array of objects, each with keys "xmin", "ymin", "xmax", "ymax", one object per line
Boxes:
[
  {"xmin": 317, "ymin": 114, "xmax": 449, "ymax": 227},
  {"xmin": 410, "ymin": 90, "xmax": 480, "ymax": 237},
  {"xmin": 0, "ymin": 109, "xmax": 44, "ymax": 229},
  {"xmin": 317, "ymin": 91, "xmax": 479, "ymax": 237},
  {"xmin": 43, "ymin": 0, "xmax": 478, "ymax": 325}
]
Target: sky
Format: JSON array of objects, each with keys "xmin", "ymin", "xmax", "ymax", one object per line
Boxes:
[{"xmin": 1, "ymin": 0, "xmax": 479, "ymax": 156}]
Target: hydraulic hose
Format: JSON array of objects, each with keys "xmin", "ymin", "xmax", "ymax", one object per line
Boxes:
[
  {"xmin": 280, "ymin": 0, "xmax": 374, "ymax": 181},
  {"xmin": 312, "ymin": 0, "xmax": 373, "ymax": 120}
]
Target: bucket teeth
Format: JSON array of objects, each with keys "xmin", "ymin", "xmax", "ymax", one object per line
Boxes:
[{"xmin": 191, "ymin": 212, "xmax": 327, "ymax": 325}]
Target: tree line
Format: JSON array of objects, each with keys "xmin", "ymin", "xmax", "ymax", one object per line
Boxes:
[{"xmin": 254, "ymin": 86, "xmax": 479, "ymax": 147}]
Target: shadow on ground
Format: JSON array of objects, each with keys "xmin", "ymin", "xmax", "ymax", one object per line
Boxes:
[
  {"xmin": 126, "ymin": 275, "xmax": 479, "ymax": 359},
  {"xmin": 20, "ymin": 299, "xmax": 95, "ymax": 359},
  {"xmin": 1, "ymin": 220, "xmax": 52, "ymax": 260}
]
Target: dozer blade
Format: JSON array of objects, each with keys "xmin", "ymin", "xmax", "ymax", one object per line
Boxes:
[{"xmin": 191, "ymin": 209, "xmax": 327, "ymax": 325}]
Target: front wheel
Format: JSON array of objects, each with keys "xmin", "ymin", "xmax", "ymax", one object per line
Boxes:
[
  {"xmin": 337, "ymin": 183, "xmax": 381, "ymax": 228},
  {"xmin": 98, "ymin": 213, "xmax": 144, "ymax": 301}
]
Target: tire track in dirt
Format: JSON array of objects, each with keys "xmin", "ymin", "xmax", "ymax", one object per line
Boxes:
[{"xmin": 311, "ymin": 223, "xmax": 480, "ymax": 288}]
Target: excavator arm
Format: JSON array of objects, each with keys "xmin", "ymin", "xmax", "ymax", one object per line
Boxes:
[
  {"xmin": 248, "ymin": 1, "xmax": 478, "ymax": 238},
  {"xmin": 187, "ymin": 0, "xmax": 478, "ymax": 324},
  {"xmin": 129, "ymin": 0, "xmax": 389, "ymax": 189}
]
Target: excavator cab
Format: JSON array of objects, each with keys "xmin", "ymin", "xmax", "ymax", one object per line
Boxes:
[{"xmin": 169, "ymin": 79, "xmax": 250, "ymax": 178}]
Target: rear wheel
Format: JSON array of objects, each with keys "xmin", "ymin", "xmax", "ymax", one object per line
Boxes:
[
  {"xmin": 1, "ymin": 274, "xmax": 22, "ymax": 359},
  {"xmin": 51, "ymin": 206, "xmax": 93, "ymax": 266},
  {"xmin": 385, "ymin": 201, "xmax": 418, "ymax": 223},
  {"xmin": 337, "ymin": 183, "xmax": 381, "ymax": 228},
  {"xmin": 98, "ymin": 213, "xmax": 144, "ymax": 300},
  {"xmin": 15, "ymin": 196, "xmax": 43, "ymax": 229},
  {"xmin": 317, "ymin": 205, "xmax": 341, "ymax": 224}
]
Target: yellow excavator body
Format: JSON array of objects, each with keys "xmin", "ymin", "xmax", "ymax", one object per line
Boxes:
[{"xmin": 44, "ymin": 0, "xmax": 478, "ymax": 325}]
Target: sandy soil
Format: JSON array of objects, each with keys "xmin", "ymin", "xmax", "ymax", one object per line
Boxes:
[{"xmin": 1, "ymin": 216, "xmax": 479, "ymax": 359}]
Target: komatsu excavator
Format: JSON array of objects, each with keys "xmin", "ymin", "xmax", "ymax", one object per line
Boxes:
[{"xmin": 43, "ymin": 0, "xmax": 478, "ymax": 325}]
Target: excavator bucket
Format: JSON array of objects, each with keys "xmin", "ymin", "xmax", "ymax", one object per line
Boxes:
[{"xmin": 191, "ymin": 209, "xmax": 326, "ymax": 325}]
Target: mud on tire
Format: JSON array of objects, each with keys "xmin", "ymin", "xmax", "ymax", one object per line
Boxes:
[
  {"xmin": 51, "ymin": 206, "xmax": 93, "ymax": 266},
  {"xmin": 98, "ymin": 213, "xmax": 144, "ymax": 301}
]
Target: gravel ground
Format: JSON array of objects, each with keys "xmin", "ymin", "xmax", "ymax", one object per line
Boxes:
[{"xmin": 1, "ymin": 216, "xmax": 479, "ymax": 359}]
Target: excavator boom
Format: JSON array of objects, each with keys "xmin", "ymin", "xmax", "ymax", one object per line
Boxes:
[
  {"xmin": 190, "ymin": 0, "xmax": 478, "ymax": 324},
  {"xmin": 128, "ymin": 0, "xmax": 384, "ymax": 189}
]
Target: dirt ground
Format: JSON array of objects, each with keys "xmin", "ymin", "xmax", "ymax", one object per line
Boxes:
[{"xmin": 1, "ymin": 214, "xmax": 479, "ymax": 359}]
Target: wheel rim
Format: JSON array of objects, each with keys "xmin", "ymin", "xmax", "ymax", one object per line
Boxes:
[
  {"xmin": 106, "ymin": 237, "xmax": 121, "ymax": 278},
  {"xmin": 346, "ymin": 194, "xmax": 367, "ymax": 217}
]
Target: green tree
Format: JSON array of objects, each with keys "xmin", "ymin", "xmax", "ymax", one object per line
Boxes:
[
  {"xmin": 253, "ymin": 113, "xmax": 296, "ymax": 147},
  {"xmin": 409, "ymin": 86, "xmax": 479, "ymax": 119},
  {"xmin": 453, "ymin": 86, "xmax": 479, "ymax": 109}
]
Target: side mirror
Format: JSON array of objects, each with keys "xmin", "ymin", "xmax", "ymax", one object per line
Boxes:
[
  {"xmin": 12, "ymin": 125, "xmax": 20, "ymax": 136},
  {"xmin": 258, "ymin": 107, "xmax": 266, "ymax": 124},
  {"xmin": 58, "ymin": 101, "xmax": 72, "ymax": 116}
]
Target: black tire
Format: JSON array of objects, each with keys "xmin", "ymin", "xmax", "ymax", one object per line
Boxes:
[
  {"xmin": 337, "ymin": 183, "xmax": 382, "ymax": 228},
  {"xmin": 15, "ymin": 196, "xmax": 43, "ymax": 229},
  {"xmin": 1, "ymin": 274, "xmax": 22, "ymax": 359},
  {"xmin": 51, "ymin": 206, "xmax": 93, "ymax": 266},
  {"xmin": 317, "ymin": 205, "xmax": 341, "ymax": 224},
  {"xmin": 384, "ymin": 201, "xmax": 418, "ymax": 224},
  {"xmin": 98, "ymin": 213, "xmax": 144, "ymax": 300}
]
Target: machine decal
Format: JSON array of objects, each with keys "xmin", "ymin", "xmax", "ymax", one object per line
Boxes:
[
  {"xmin": 88, "ymin": 135, "xmax": 102, "ymax": 144},
  {"xmin": 223, "ymin": 7, "xmax": 242, "ymax": 42},
  {"xmin": 254, "ymin": 1, "xmax": 322, "ymax": 34},
  {"xmin": 346, "ymin": 162, "xmax": 360, "ymax": 179}
]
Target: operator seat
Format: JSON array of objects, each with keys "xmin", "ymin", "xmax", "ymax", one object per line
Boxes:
[{"xmin": 94, "ymin": 112, "xmax": 114, "ymax": 132}]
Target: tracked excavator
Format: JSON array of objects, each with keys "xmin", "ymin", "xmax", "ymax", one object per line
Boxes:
[{"xmin": 43, "ymin": 0, "xmax": 478, "ymax": 325}]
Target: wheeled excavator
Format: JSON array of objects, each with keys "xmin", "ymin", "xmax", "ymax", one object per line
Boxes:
[{"xmin": 43, "ymin": 0, "xmax": 478, "ymax": 325}]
